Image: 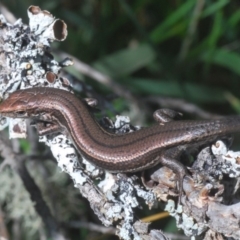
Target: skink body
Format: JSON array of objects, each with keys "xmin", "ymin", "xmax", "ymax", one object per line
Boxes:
[{"xmin": 1, "ymin": 87, "xmax": 240, "ymax": 175}]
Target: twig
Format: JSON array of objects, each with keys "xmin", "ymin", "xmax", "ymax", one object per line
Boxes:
[
  {"xmin": 144, "ymin": 95, "xmax": 221, "ymax": 119},
  {"xmin": 0, "ymin": 133, "xmax": 67, "ymax": 240},
  {"xmin": 0, "ymin": 3, "xmax": 16, "ymax": 24},
  {"xmin": 56, "ymin": 51, "xmax": 144, "ymax": 122},
  {"xmin": 56, "ymin": 51, "xmax": 135, "ymax": 101},
  {"xmin": 164, "ymin": 233, "xmax": 194, "ymax": 240},
  {"xmin": 67, "ymin": 220, "xmax": 192, "ymax": 240},
  {"xmin": 0, "ymin": 207, "xmax": 9, "ymax": 240},
  {"xmin": 0, "ymin": 159, "xmax": 10, "ymax": 173},
  {"xmin": 67, "ymin": 221, "xmax": 115, "ymax": 234},
  {"xmin": 3, "ymin": 6, "xmax": 240, "ymax": 240},
  {"xmin": 222, "ymin": 40, "xmax": 240, "ymax": 51}
]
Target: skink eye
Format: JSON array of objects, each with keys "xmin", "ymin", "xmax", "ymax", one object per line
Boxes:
[{"xmin": 16, "ymin": 111, "xmax": 27, "ymax": 117}]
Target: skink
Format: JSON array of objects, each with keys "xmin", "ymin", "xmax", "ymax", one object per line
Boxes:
[{"xmin": 1, "ymin": 87, "xmax": 240, "ymax": 197}]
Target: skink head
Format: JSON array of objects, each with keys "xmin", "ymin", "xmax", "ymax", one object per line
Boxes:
[{"xmin": 0, "ymin": 89, "xmax": 40, "ymax": 118}]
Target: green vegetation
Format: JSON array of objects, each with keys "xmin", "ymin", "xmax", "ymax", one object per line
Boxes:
[{"xmin": 2, "ymin": 0, "xmax": 240, "ymax": 239}]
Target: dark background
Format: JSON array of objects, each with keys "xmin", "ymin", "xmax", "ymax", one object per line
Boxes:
[
  {"xmin": 1, "ymin": 0, "xmax": 240, "ymax": 239},
  {"xmin": 3, "ymin": 0, "xmax": 240, "ymax": 114}
]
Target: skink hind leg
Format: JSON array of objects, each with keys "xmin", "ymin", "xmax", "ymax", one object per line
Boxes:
[
  {"xmin": 153, "ymin": 109, "xmax": 183, "ymax": 124},
  {"xmin": 153, "ymin": 108, "xmax": 187, "ymax": 203},
  {"xmin": 83, "ymin": 98, "xmax": 98, "ymax": 107},
  {"xmin": 159, "ymin": 147, "xmax": 188, "ymax": 205}
]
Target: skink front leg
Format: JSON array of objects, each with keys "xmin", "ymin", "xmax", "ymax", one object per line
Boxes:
[{"xmin": 30, "ymin": 120, "xmax": 64, "ymax": 136}]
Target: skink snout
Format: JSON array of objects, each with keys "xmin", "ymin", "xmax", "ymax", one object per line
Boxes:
[{"xmin": 0, "ymin": 91, "xmax": 30, "ymax": 118}]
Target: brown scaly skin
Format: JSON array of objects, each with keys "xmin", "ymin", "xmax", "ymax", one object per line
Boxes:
[{"xmin": 1, "ymin": 87, "xmax": 240, "ymax": 202}]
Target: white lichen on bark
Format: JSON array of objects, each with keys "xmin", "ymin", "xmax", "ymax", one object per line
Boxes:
[
  {"xmin": 0, "ymin": 6, "xmax": 157, "ymax": 240},
  {"xmin": 1, "ymin": 5, "xmax": 240, "ymax": 240}
]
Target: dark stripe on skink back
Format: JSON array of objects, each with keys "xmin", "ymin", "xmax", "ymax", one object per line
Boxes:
[{"xmin": 1, "ymin": 87, "xmax": 240, "ymax": 172}]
